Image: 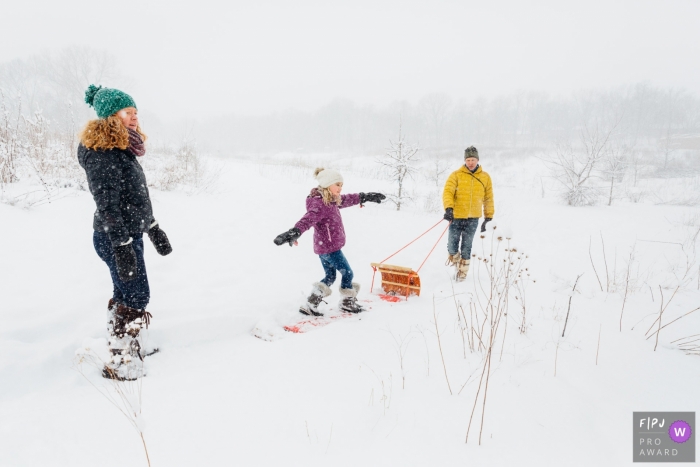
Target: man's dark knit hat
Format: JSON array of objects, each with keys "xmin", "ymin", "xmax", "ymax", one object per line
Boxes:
[
  {"xmin": 464, "ymin": 146, "xmax": 479, "ymax": 160},
  {"xmin": 84, "ymin": 84, "xmax": 137, "ymax": 119}
]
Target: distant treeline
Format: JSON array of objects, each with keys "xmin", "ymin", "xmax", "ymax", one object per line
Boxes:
[
  {"xmin": 1, "ymin": 48, "xmax": 699, "ymax": 156},
  {"xmin": 196, "ymin": 85, "xmax": 700, "ymax": 156}
]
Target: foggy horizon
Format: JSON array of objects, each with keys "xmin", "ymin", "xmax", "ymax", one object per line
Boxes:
[{"xmin": 2, "ymin": 0, "xmax": 699, "ymax": 119}]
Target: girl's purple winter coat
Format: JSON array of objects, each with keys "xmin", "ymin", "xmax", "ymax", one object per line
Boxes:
[{"xmin": 294, "ymin": 189, "xmax": 361, "ymax": 255}]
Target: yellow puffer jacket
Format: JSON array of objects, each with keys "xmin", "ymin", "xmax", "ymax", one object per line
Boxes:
[{"xmin": 442, "ymin": 165, "xmax": 495, "ymax": 219}]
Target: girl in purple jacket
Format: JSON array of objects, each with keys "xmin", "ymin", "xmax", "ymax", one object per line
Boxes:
[{"xmin": 274, "ymin": 168, "xmax": 385, "ymax": 315}]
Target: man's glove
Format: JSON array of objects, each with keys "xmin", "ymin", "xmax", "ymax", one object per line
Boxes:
[
  {"xmin": 444, "ymin": 208, "xmax": 454, "ymax": 222},
  {"xmin": 359, "ymin": 192, "xmax": 386, "ymax": 205},
  {"xmin": 274, "ymin": 227, "xmax": 301, "ymax": 247},
  {"xmin": 148, "ymin": 224, "xmax": 173, "ymax": 256},
  {"xmin": 481, "ymin": 218, "xmax": 492, "ymax": 233},
  {"xmin": 114, "ymin": 243, "xmax": 138, "ymax": 282}
]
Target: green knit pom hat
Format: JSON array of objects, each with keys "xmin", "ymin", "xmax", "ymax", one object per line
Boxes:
[
  {"xmin": 84, "ymin": 84, "xmax": 137, "ymax": 119},
  {"xmin": 464, "ymin": 146, "xmax": 479, "ymax": 160}
]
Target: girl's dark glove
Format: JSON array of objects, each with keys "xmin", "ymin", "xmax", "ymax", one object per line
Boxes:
[
  {"xmin": 114, "ymin": 244, "xmax": 138, "ymax": 282},
  {"xmin": 148, "ymin": 225, "xmax": 173, "ymax": 256},
  {"xmin": 274, "ymin": 227, "xmax": 301, "ymax": 247},
  {"xmin": 481, "ymin": 218, "xmax": 492, "ymax": 232},
  {"xmin": 444, "ymin": 208, "xmax": 454, "ymax": 222},
  {"xmin": 359, "ymin": 192, "xmax": 386, "ymax": 205}
]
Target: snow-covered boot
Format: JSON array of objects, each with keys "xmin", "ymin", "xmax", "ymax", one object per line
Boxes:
[
  {"xmin": 445, "ymin": 252, "xmax": 460, "ymax": 266},
  {"xmin": 103, "ymin": 302, "xmax": 152, "ymax": 380},
  {"xmin": 102, "ymin": 341, "xmax": 145, "ymax": 381},
  {"xmin": 456, "ymin": 258, "xmax": 470, "ymax": 282},
  {"xmin": 339, "ymin": 283, "xmax": 364, "ymax": 313},
  {"xmin": 300, "ymin": 282, "xmax": 332, "ymax": 316},
  {"xmin": 107, "ymin": 300, "xmax": 159, "ymax": 357},
  {"xmin": 109, "ymin": 303, "xmax": 152, "ymax": 339}
]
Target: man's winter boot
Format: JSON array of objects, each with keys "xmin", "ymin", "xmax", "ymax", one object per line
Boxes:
[
  {"xmin": 445, "ymin": 252, "xmax": 460, "ymax": 266},
  {"xmin": 456, "ymin": 258, "xmax": 470, "ymax": 282},
  {"xmin": 339, "ymin": 283, "xmax": 364, "ymax": 313},
  {"xmin": 300, "ymin": 282, "xmax": 332, "ymax": 316}
]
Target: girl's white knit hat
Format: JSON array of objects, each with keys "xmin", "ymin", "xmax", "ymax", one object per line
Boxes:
[{"xmin": 315, "ymin": 168, "xmax": 343, "ymax": 188}]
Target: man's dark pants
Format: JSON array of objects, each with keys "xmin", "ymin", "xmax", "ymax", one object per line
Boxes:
[{"xmin": 447, "ymin": 218, "xmax": 479, "ymax": 260}]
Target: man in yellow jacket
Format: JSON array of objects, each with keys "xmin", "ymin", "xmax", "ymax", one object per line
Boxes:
[{"xmin": 442, "ymin": 146, "xmax": 495, "ymax": 280}]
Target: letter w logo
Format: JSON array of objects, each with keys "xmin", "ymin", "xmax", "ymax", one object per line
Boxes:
[{"xmin": 674, "ymin": 427, "xmax": 686, "ymax": 437}]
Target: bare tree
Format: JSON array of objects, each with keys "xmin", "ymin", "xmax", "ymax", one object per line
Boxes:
[
  {"xmin": 45, "ymin": 47, "xmax": 124, "ymax": 100},
  {"xmin": 600, "ymin": 142, "xmax": 631, "ymax": 206},
  {"xmin": 545, "ymin": 121, "xmax": 619, "ymax": 206},
  {"xmin": 422, "ymin": 155, "xmax": 450, "ymax": 211},
  {"xmin": 418, "ymin": 93, "xmax": 453, "ymax": 151},
  {"xmin": 627, "ymin": 149, "xmax": 645, "ymax": 187},
  {"xmin": 378, "ymin": 120, "xmax": 420, "ymax": 211},
  {"xmin": 659, "ymin": 126, "xmax": 676, "ymax": 171},
  {"xmin": 656, "ymin": 88, "xmax": 689, "ymax": 170}
]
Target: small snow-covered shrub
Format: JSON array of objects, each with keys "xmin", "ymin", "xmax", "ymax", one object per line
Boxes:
[
  {"xmin": 422, "ymin": 195, "xmax": 441, "ymax": 213},
  {"xmin": 564, "ymin": 184, "xmax": 601, "ymax": 207},
  {"xmin": 0, "ymin": 96, "xmax": 86, "ymax": 206},
  {"xmin": 625, "ymin": 186, "xmax": 647, "ymax": 203},
  {"xmin": 141, "ymin": 140, "xmax": 219, "ymax": 194}
]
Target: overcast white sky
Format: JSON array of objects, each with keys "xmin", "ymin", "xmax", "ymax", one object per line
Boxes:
[{"xmin": 2, "ymin": 0, "xmax": 699, "ymax": 117}]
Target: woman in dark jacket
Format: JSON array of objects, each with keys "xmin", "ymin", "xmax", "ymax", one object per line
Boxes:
[{"xmin": 78, "ymin": 85, "xmax": 172, "ymax": 380}]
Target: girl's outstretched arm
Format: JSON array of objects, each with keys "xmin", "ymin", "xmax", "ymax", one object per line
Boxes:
[
  {"xmin": 294, "ymin": 197, "xmax": 324, "ymax": 232},
  {"xmin": 339, "ymin": 193, "xmax": 361, "ymax": 209}
]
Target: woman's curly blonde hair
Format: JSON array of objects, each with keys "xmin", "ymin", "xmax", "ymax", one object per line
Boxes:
[
  {"xmin": 314, "ymin": 167, "xmax": 341, "ymax": 206},
  {"xmin": 79, "ymin": 114, "xmax": 147, "ymax": 151}
]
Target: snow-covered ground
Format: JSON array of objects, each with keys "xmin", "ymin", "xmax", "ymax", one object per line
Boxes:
[{"xmin": 1, "ymin": 155, "xmax": 698, "ymax": 466}]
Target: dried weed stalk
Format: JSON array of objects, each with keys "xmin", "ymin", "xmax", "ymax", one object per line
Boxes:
[
  {"xmin": 74, "ymin": 342, "xmax": 151, "ymax": 467},
  {"xmin": 465, "ymin": 227, "xmax": 533, "ymax": 445}
]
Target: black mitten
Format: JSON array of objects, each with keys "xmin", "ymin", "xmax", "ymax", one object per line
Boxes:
[
  {"xmin": 114, "ymin": 244, "xmax": 138, "ymax": 282},
  {"xmin": 444, "ymin": 208, "xmax": 454, "ymax": 222},
  {"xmin": 274, "ymin": 227, "xmax": 301, "ymax": 247},
  {"xmin": 359, "ymin": 192, "xmax": 386, "ymax": 205},
  {"xmin": 148, "ymin": 224, "xmax": 173, "ymax": 256},
  {"xmin": 481, "ymin": 218, "xmax": 492, "ymax": 232}
]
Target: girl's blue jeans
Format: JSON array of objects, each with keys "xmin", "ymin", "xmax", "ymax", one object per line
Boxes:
[
  {"xmin": 319, "ymin": 249, "xmax": 354, "ymax": 290},
  {"xmin": 93, "ymin": 231, "xmax": 150, "ymax": 310}
]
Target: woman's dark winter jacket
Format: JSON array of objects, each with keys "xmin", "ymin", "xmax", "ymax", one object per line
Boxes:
[
  {"xmin": 294, "ymin": 188, "xmax": 360, "ymax": 255},
  {"xmin": 78, "ymin": 144, "xmax": 155, "ymax": 247}
]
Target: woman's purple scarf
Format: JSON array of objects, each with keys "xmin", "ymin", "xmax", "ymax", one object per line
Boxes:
[{"xmin": 127, "ymin": 128, "xmax": 146, "ymax": 157}]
